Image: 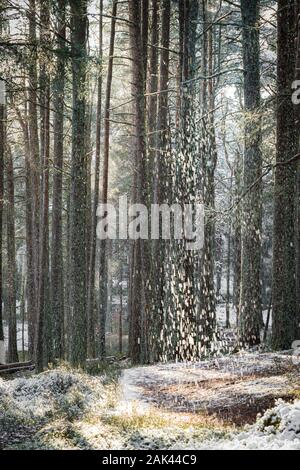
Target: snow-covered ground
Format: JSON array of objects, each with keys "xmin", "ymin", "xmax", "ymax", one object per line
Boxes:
[
  {"xmin": 0, "ymin": 367, "xmax": 122, "ymax": 449},
  {"xmin": 190, "ymin": 400, "xmax": 300, "ymax": 450},
  {"xmin": 1, "ymin": 352, "xmax": 299, "ymax": 450},
  {"xmin": 115, "ymin": 352, "xmax": 300, "ymax": 450}
]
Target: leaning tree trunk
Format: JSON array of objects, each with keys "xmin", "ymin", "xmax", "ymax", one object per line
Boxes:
[
  {"xmin": 239, "ymin": 0, "xmax": 262, "ymax": 346},
  {"xmin": 69, "ymin": 0, "xmax": 88, "ymax": 368},
  {"xmin": 6, "ymin": 148, "xmax": 19, "ymax": 363},
  {"xmin": 51, "ymin": 0, "xmax": 66, "ymax": 361},
  {"xmin": 272, "ymin": 0, "xmax": 298, "ymax": 349}
]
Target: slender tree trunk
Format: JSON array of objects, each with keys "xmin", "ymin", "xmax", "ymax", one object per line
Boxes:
[
  {"xmin": 6, "ymin": 148, "xmax": 19, "ymax": 363},
  {"xmin": 87, "ymin": 0, "xmax": 103, "ymax": 358},
  {"xmin": 215, "ymin": 234, "xmax": 223, "ymax": 301},
  {"xmin": 36, "ymin": 0, "xmax": 51, "ymax": 372},
  {"xmin": 27, "ymin": 0, "xmax": 40, "ymax": 359},
  {"xmin": 119, "ymin": 258, "xmax": 123, "ymax": 355},
  {"xmin": 0, "ymin": 79, "xmax": 4, "ymax": 350},
  {"xmin": 226, "ymin": 225, "xmax": 232, "ymax": 329},
  {"xmin": 233, "ymin": 150, "xmax": 242, "ymax": 326},
  {"xmin": 98, "ymin": 0, "xmax": 117, "ymax": 359},
  {"xmin": 0, "ymin": 8, "xmax": 6, "ymax": 365},
  {"xmin": 150, "ymin": 0, "xmax": 171, "ymax": 361},
  {"xmin": 142, "ymin": 0, "xmax": 149, "ymax": 88},
  {"xmin": 20, "ymin": 264, "xmax": 26, "ymax": 358},
  {"xmin": 272, "ymin": 0, "xmax": 298, "ymax": 349},
  {"xmin": 51, "ymin": 0, "xmax": 66, "ymax": 360},
  {"xmin": 295, "ymin": 2, "xmax": 300, "ymax": 332},
  {"xmin": 65, "ymin": 183, "xmax": 71, "ymax": 360},
  {"xmin": 85, "ymin": 98, "xmax": 93, "ymax": 298},
  {"xmin": 147, "ymin": 0, "xmax": 159, "ymax": 179},
  {"xmin": 239, "ymin": 0, "xmax": 262, "ymax": 346},
  {"xmin": 128, "ymin": 0, "xmax": 149, "ymax": 363},
  {"xmin": 15, "ymin": 100, "xmax": 35, "ymax": 362},
  {"xmin": 200, "ymin": 1, "xmax": 217, "ymax": 350},
  {"xmin": 69, "ymin": 0, "xmax": 88, "ymax": 368}
]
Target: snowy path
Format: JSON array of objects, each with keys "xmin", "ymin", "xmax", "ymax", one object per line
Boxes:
[
  {"xmin": 117, "ymin": 353, "xmax": 298, "ymax": 424},
  {"xmin": 113, "ymin": 353, "xmax": 300, "ymax": 449},
  {"xmin": 1, "ymin": 353, "xmax": 299, "ymax": 450}
]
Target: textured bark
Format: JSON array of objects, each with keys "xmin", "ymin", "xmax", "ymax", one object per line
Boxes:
[
  {"xmin": 239, "ymin": 0, "xmax": 262, "ymax": 346},
  {"xmin": 128, "ymin": 0, "xmax": 149, "ymax": 363},
  {"xmin": 154, "ymin": 0, "xmax": 170, "ymax": 206},
  {"xmin": 98, "ymin": 0, "xmax": 117, "ymax": 359},
  {"xmin": 118, "ymin": 255, "xmax": 123, "ymax": 355},
  {"xmin": 69, "ymin": 0, "xmax": 88, "ymax": 368},
  {"xmin": 85, "ymin": 101, "xmax": 92, "ymax": 301},
  {"xmin": 142, "ymin": 0, "xmax": 149, "ymax": 87},
  {"xmin": 295, "ymin": 2, "xmax": 300, "ymax": 333},
  {"xmin": 233, "ymin": 150, "xmax": 242, "ymax": 326},
  {"xmin": 51, "ymin": 0, "xmax": 66, "ymax": 360},
  {"xmin": 87, "ymin": 0, "xmax": 103, "ymax": 358},
  {"xmin": 15, "ymin": 100, "xmax": 35, "ymax": 360},
  {"xmin": 6, "ymin": 148, "xmax": 19, "ymax": 363},
  {"xmin": 200, "ymin": 1, "xmax": 217, "ymax": 347},
  {"xmin": 151, "ymin": 0, "xmax": 170, "ymax": 361},
  {"xmin": 215, "ymin": 234, "xmax": 223, "ymax": 301},
  {"xmin": 147, "ymin": 0, "xmax": 159, "ymax": 194},
  {"xmin": 226, "ymin": 225, "xmax": 232, "ymax": 329},
  {"xmin": 0, "ymin": 81, "xmax": 4, "ymax": 344},
  {"xmin": 27, "ymin": 0, "xmax": 40, "ymax": 358},
  {"xmin": 36, "ymin": 0, "xmax": 51, "ymax": 372},
  {"xmin": 272, "ymin": 0, "xmax": 298, "ymax": 349}
]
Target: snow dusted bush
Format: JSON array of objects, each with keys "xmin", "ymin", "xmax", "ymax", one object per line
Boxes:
[
  {"xmin": 180, "ymin": 400, "xmax": 300, "ymax": 450},
  {"xmin": 0, "ymin": 368, "xmax": 105, "ymax": 430},
  {"xmin": 256, "ymin": 399, "xmax": 300, "ymax": 439}
]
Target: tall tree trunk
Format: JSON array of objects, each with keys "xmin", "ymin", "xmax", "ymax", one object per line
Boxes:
[
  {"xmin": 98, "ymin": 0, "xmax": 117, "ymax": 359},
  {"xmin": 15, "ymin": 99, "xmax": 35, "ymax": 363},
  {"xmin": 215, "ymin": 233, "xmax": 223, "ymax": 301},
  {"xmin": 272, "ymin": 0, "xmax": 298, "ymax": 349},
  {"xmin": 147, "ymin": 0, "xmax": 159, "ymax": 186},
  {"xmin": 51, "ymin": 0, "xmax": 66, "ymax": 360},
  {"xmin": 69, "ymin": 0, "xmax": 88, "ymax": 368},
  {"xmin": 239, "ymin": 0, "xmax": 262, "ymax": 346},
  {"xmin": 151, "ymin": 0, "xmax": 170, "ymax": 361},
  {"xmin": 233, "ymin": 149, "xmax": 242, "ymax": 326},
  {"xmin": 199, "ymin": 0, "xmax": 217, "ymax": 352},
  {"xmin": 36, "ymin": 0, "xmax": 51, "ymax": 372},
  {"xmin": 0, "ymin": 79, "xmax": 4, "ymax": 352},
  {"xmin": 295, "ymin": 1, "xmax": 300, "ymax": 333},
  {"xmin": 0, "ymin": 9, "xmax": 5, "ymax": 362},
  {"xmin": 87, "ymin": 0, "xmax": 103, "ymax": 358},
  {"xmin": 128, "ymin": 0, "xmax": 149, "ymax": 363},
  {"xmin": 226, "ymin": 224, "xmax": 232, "ymax": 329},
  {"xmin": 6, "ymin": 148, "xmax": 19, "ymax": 363},
  {"xmin": 27, "ymin": 0, "xmax": 40, "ymax": 359},
  {"xmin": 118, "ymin": 255, "xmax": 123, "ymax": 355}
]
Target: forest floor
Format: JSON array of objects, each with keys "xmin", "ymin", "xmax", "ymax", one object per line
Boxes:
[{"xmin": 1, "ymin": 352, "xmax": 300, "ymax": 450}]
